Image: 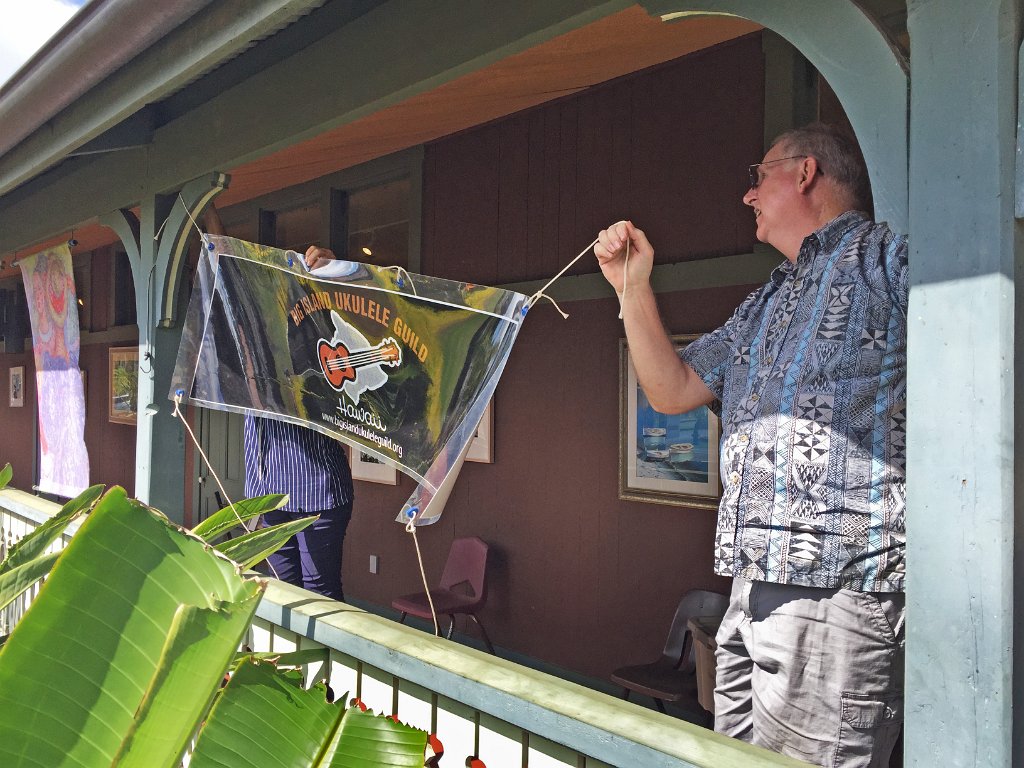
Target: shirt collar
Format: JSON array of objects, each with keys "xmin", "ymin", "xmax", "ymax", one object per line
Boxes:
[
  {"xmin": 769, "ymin": 210, "xmax": 869, "ymax": 285},
  {"xmin": 802, "ymin": 210, "xmax": 868, "ymax": 256}
]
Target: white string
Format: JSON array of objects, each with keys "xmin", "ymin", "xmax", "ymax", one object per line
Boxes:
[
  {"xmin": 383, "ymin": 265, "xmax": 418, "ymax": 296},
  {"xmin": 526, "ymin": 236, "xmax": 598, "ymax": 314},
  {"xmin": 405, "ymin": 513, "xmax": 440, "ymax": 637},
  {"xmin": 171, "ymin": 393, "xmax": 281, "ymax": 580},
  {"xmin": 179, "ymin": 193, "xmax": 209, "ymax": 246},
  {"xmin": 526, "ymin": 220, "xmax": 630, "ymax": 319},
  {"xmin": 617, "ymin": 236, "xmax": 630, "ymax": 320}
]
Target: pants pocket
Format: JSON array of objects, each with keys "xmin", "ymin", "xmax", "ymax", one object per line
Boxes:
[{"xmin": 833, "ymin": 692, "xmax": 903, "ymax": 768}]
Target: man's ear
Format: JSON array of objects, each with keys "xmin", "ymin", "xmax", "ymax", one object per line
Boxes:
[{"xmin": 796, "ymin": 156, "xmax": 820, "ymax": 194}]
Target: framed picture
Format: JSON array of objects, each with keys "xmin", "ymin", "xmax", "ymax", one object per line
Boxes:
[
  {"xmin": 9, "ymin": 366, "xmax": 24, "ymax": 408},
  {"xmin": 619, "ymin": 335, "xmax": 721, "ymax": 508},
  {"xmin": 108, "ymin": 346, "xmax": 138, "ymax": 424},
  {"xmin": 466, "ymin": 399, "xmax": 494, "ymax": 463},
  {"xmin": 349, "ymin": 447, "xmax": 398, "ymax": 485}
]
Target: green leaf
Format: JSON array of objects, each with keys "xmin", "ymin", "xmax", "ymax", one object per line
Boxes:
[
  {"xmin": 0, "ymin": 551, "xmax": 59, "ymax": 612},
  {"xmin": 0, "ymin": 483, "xmax": 104, "ymax": 574},
  {"xmin": 215, "ymin": 514, "xmax": 318, "ymax": 570},
  {"xmin": 0, "ymin": 463, "xmax": 11, "ymax": 490},
  {"xmin": 191, "ymin": 659, "xmax": 426, "ymax": 768},
  {"xmin": 326, "ymin": 707, "xmax": 428, "ymax": 767},
  {"xmin": 0, "ymin": 486, "xmax": 263, "ymax": 768},
  {"xmin": 192, "ymin": 493, "xmax": 289, "ymax": 544},
  {"xmin": 235, "ymin": 647, "xmax": 331, "ymax": 669}
]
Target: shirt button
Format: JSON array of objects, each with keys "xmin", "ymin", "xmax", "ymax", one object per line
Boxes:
[
  {"xmin": 793, "ymin": 279, "xmax": 802, "ymax": 290},
  {"xmin": 730, "ymin": 472, "xmax": 741, "ymax": 484},
  {"xmin": 738, "ymin": 434, "xmax": 749, "ymax": 444},
  {"xmin": 750, "ymin": 393, "xmax": 760, "ymax": 402},
  {"xmin": 764, "ymin": 356, "xmax": 773, "ymax": 366}
]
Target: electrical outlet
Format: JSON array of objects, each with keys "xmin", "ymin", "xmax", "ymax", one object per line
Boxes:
[{"xmin": 369, "ymin": 554, "xmax": 379, "ymax": 574}]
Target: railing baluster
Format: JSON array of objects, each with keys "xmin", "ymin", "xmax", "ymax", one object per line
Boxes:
[
  {"xmin": 435, "ymin": 695, "xmax": 477, "ymax": 764},
  {"xmin": 527, "ymin": 733, "xmax": 584, "ymax": 768},
  {"xmin": 478, "ymin": 712, "xmax": 525, "ymax": 768},
  {"xmin": 359, "ymin": 663, "xmax": 396, "ymax": 715},
  {"xmin": 327, "ymin": 649, "xmax": 359, "ymax": 704},
  {"xmin": 395, "ymin": 678, "xmax": 433, "ymax": 733}
]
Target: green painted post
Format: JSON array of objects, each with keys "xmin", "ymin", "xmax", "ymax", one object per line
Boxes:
[
  {"xmin": 906, "ymin": 1, "xmax": 1023, "ymax": 765},
  {"xmin": 100, "ymin": 176, "xmax": 227, "ymax": 521}
]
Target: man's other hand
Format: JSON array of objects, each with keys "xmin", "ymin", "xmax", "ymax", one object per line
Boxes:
[{"xmin": 304, "ymin": 245, "xmax": 336, "ymax": 270}]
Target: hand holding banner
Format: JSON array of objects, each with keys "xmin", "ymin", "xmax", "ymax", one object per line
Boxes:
[{"xmin": 170, "ymin": 236, "xmax": 528, "ymax": 525}]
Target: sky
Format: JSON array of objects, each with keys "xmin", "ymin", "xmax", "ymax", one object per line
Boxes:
[{"xmin": 0, "ymin": 0, "xmax": 89, "ymax": 89}]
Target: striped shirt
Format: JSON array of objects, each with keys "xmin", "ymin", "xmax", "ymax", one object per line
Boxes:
[
  {"xmin": 243, "ymin": 414, "xmax": 353, "ymax": 513},
  {"xmin": 681, "ymin": 211, "xmax": 907, "ymax": 592}
]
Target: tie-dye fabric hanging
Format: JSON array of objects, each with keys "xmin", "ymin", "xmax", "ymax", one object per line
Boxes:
[
  {"xmin": 170, "ymin": 236, "xmax": 528, "ymax": 525},
  {"xmin": 19, "ymin": 244, "xmax": 89, "ymax": 497}
]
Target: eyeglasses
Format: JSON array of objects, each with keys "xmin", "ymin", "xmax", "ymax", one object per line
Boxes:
[{"xmin": 747, "ymin": 155, "xmax": 809, "ymax": 189}]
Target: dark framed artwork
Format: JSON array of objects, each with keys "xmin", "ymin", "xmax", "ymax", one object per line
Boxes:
[{"xmin": 619, "ymin": 335, "xmax": 721, "ymax": 508}]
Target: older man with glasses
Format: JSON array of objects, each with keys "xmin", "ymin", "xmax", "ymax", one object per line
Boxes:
[{"xmin": 595, "ymin": 123, "xmax": 906, "ymax": 768}]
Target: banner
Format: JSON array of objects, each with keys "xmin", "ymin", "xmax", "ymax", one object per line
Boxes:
[
  {"xmin": 170, "ymin": 236, "xmax": 528, "ymax": 525},
  {"xmin": 19, "ymin": 244, "xmax": 89, "ymax": 497}
]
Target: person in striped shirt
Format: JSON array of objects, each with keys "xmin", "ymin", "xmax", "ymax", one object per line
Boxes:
[{"xmin": 204, "ymin": 205, "xmax": 355, "ymax": 601}]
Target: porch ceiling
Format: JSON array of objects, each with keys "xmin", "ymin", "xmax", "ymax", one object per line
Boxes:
[
  {"xmin": 217, "ymin": 7, "xmax": 760, "ymax": 207},
  {"xmin": 4, "ymin": 7, "xmax": 757, "ymax": 268}
]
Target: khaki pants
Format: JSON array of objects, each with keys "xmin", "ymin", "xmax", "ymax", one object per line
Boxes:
[{"xmin": 715, "ymin": 578, "xmax": 904, "ymax": 768}]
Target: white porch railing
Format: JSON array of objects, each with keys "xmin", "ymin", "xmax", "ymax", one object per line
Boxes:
[
  {"xmin": 0, "ymin": 488, "xmax": 82, "ymax": 636},
  {"xmin": 0, "ymin": 489, "xmax": 807, "ymax": 768}
]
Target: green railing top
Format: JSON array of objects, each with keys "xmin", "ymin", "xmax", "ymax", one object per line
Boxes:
[
  {"xmin": 258, "ymin": 578, "xmax": 811, "ymax": 768},
  {"xmin": 0, "ymin": 488, "xmax": 85, "ymax": 537}
]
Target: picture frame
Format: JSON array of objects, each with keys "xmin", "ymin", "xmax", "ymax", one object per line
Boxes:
[
  {"xmin": 349, "ymin": 447, "xmax": 398, "ymax": 485},
  {"xmin": 466, "ymin": 399, "xmax": 494, "ymax": 463},
  {"xmin": 619, "ymin": 335, "xmax": 721, "ymax": 509},
  {"xmin": 9, "ymin": 366, "xmax": 24, "ymax": 408},
  {"xmin": 108, "ymin": 346, "xmax": 138, "ymax": 425}
]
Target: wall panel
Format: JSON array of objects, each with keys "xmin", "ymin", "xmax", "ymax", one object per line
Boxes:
[{"xmin": 343, "ymin": 35, "xmax": 764, "ymax": 684}]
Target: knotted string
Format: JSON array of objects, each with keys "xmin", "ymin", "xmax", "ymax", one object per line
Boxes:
[
  {"xmin": 404, "ymin": 509, "xmax": 440, "ymax": 637},
  {"xmin": 526, "ymin": 220, "xmax": 630, "ymax": 320}
]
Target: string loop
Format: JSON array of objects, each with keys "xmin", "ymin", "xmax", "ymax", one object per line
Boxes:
[{"xmin": 404, "ymin": 510, "xmax": 440, "ymax": 637}]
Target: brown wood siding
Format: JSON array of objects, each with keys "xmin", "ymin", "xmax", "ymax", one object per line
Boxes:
[
  {"xmin": 422, "ymin": 35, "xmax": 764, "ymax": 286},
  {"xmin": 345, "ymin": 37, "xmax": 765, "ymax": 682},
  {"xmin": 0, "ymin": 246, "xmax": 136, "ymax": 496}
]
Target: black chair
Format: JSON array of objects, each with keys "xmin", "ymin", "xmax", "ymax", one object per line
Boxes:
[{"xmin": 610, "ymin": 589, "xmax": 728, "ymax": 715}]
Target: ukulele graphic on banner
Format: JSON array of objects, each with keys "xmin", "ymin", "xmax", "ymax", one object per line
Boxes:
[{"xmin": 317, "ymin": 310, "xmax": 402, "ymax": 405}]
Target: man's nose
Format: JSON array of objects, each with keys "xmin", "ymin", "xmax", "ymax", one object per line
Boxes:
[{"xmin": 743, "ymin": 187, "xmax": 756, "ymax": 206}]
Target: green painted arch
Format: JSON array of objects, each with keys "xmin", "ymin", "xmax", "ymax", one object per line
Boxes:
[
  {"xmin": 158, "ymin": 172, "xmax": 230, "ymax": 327},
  {"xmin": 639, "ymin": 0, "xmax": 910, "ymax": 234}
]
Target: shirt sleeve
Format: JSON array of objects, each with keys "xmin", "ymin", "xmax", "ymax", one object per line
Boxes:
[
  {"xmin": 887, "ymin": 233, "xmax": 909, "ymax": 317},
  {"xmin": 679, "ymin": 282, "xmax": 769, "ymax": 401}
]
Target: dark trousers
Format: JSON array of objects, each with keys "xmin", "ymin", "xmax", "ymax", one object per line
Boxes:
[{"xmin": 261, "ymin": 502, "xmax": 353, "ymax": 601}]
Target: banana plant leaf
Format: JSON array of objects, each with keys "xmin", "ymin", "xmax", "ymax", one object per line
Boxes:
[
  {"xmin": 0, "ymin": 483, "xmax": 104, "ymax": 574},
  {"xmin": 215, "ymin": 514, "xmax": 318, "ymax": 570},
  {"xmin": 0, "ymin": 486, "xmax": 263, "ymax": 768},
  {"xmin": 0, "ymin": 462, "xmax": 11, "ymax": 489},
  {"xmin": 191, "ymin": 658, "xmax": 427, "ymax": 767},
  {"xmin": 235, "ymin": 647, "xmax": 331, "ymax": 669},
  {"xmin": 0, "ymin": 551, "xmax": 59, "ymax": 612},
  {"xmin": 192, "ymin": 493, "xmax": 289, "ymax": 543}
]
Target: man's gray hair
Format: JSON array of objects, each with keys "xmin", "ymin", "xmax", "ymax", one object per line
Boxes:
[{"xmin": 773, "ymin": 123, "xmax": 872, "ymax": 213}]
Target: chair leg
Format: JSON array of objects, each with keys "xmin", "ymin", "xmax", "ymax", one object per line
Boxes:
[
  {"xmin": 654, "ymin": 699, "xmax": 667, "ymax": 714},
  {"xmin": 621, "ymin": 689, "xmax": 631, "ymax": 701},
  {"xmin": 445, "ymin": 615, "xmax": 456, "ymax": 640},
  {"xmin": 468, "ymin": 614, "xmax": 496, "ymax": 655},
  {"xmin": 398, "ymin": 612, "xmax": 407, "ymax": 624}
]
